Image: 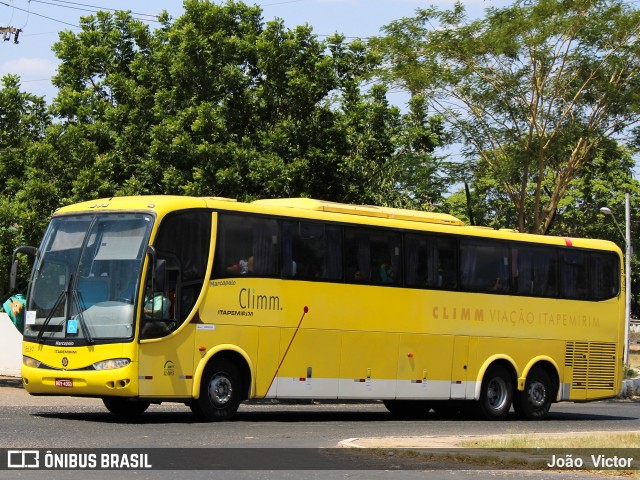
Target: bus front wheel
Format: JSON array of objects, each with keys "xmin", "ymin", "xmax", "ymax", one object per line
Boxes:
[
  {"xmin": 190, "ymin": 359, "xmax": 242, "ymax": 421},
  {"xmin": 478, "ymin": 365, "xmax": 513, "ymax": 420},
  {"xmin": 513, "ymin": 367, "xmax": 553, "ymax": 420},
  {"xmin": 102, "ymin": 397, "xmax": 150, "ymax": 417}
]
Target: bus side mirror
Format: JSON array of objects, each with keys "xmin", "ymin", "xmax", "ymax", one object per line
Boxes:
[{"xmin": 9, "ymin": 246, "xmax": 38, "ymax": 291}]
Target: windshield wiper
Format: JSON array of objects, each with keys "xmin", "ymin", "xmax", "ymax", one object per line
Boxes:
[
  {"xmin": 71, "ymin": 289, "xmax": 93, "ymax": 345},
  {"xmin": 35, "ymin": 273, "xmax": 95, "ymax": 345},
  {"xmin": 36, "ymin": 289, "xmax": 66, "ymax": 344}
]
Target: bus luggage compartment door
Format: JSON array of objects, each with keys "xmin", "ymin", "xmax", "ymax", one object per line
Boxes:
[{"xmin": 450, "ymin": 336, "xmax": 469, "ymax": 399}]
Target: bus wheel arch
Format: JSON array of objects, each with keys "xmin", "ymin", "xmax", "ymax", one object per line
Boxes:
[
  {"xmin": 514, "ymin": 361, "xmax": 558, "ymax": 420},
  {"xmin": 477, "ymin": 359, "xmax": 517, "ymax": 421},
  {"xmin": 190, "ymin": 349, "xmax": 253, "ymax": 422}
]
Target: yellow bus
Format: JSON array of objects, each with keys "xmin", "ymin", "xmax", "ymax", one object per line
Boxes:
[{"xmin": 13, "ymin": 196, "xmax": 624, "ymax": 421}]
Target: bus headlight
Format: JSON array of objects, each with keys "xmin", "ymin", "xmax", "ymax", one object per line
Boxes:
[
  {"xmin": 93, "ymin": 358, "xmax": 131, "ymax": 370},
  {"xmin": 23, "ymin": 356, "xmax": 41, "ymax": 368}
]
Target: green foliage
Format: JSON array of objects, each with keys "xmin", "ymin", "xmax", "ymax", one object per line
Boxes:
[
  {"xmin": 373, "ymin": 0, "xmax": 640, "ymax": 234},
  {"xmin": 0, "ymin": 1, "xmax": 446, "ymax": 295},
  {"xmin": 0, "ymin": 75, "xmax": 51, "ymax": 297},
  {"xmin": 45, "ymin": 1, "xmax": 445, "ymax": 205},
  {"xmin": 623, "ymin": 364, "xmax": 638, "ymax": 380}
]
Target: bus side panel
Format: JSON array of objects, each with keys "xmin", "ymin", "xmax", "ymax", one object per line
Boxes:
[
  {"xmin": 338, "ymin": 332, "xmax": 400, "ymax": 399},
  {"xmin": 272, "ymin": 328, "xmax": 341, "ymax": 398},
  {"xmin": 138, "ymin": 324, "xmax": 197, "ymax": 398},
  {"xmin": 256, "ymin": 326, "xmax": 280, "ymax": 398},
  {"xmin": 395, "ymin": 334, "xmax": 454, "ymax": 399}
]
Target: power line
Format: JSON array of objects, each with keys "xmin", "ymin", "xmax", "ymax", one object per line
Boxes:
[
  {"xmin": 21, "ymin": 30, "xmax": 60, "ymax": 36},
  {"xmin": 31, "ymin": 0, "xmax": 160, "ymax": 23},
  {"xmin": 47, "ymin": 0, "xmax": 160, "ymax": 21},
  {"xmin": 0, "ymin": 1, "xmax": 80, "ymax": 28},
  {"xmin": 19, "ymin": 0, "xmax": 29, "ymax": 29},
  {"xmin": 5, "ymin": 0, "xmax": 14, "ymax": 26}
]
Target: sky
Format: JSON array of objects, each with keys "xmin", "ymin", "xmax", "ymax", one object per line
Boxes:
[{"xmin": 0, "ymin": 0, "xmax": 511, "ymax": 101}]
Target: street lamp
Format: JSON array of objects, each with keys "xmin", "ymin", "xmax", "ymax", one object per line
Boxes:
[{"xmin": 600, "ymin": 192, "xmax": 631, "ymax": 365}]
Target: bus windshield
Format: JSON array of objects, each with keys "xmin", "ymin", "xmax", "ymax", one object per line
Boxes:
[{"xmin": 23, "ymin": 213, "xmax": 154, "ymax": 344}]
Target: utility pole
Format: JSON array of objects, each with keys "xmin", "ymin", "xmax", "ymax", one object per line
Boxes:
[
  {"xmin": 624, "ymin": 192, "xmax": 631, "ymax": 365},
  {"xmin": 601, "ymin": 193, "xmax": 632, "ymax": 365},
  {"xmin": 1, "ymin": 27, "xmax": 21, "ymax": 44}
]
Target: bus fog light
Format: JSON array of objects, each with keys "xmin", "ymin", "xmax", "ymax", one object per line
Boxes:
[
  {"xmin": 93, "ymin": 358, "xmax": 131, "ymax": 370},
  {"xmin": 23, "ymin": 356, "xmax": 41, "ymax": 368}
]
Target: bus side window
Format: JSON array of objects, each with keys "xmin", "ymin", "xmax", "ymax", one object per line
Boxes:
[
  {"xmin": 436, "ymin": 238, "xmax": 457, "ymax": 289},
  {"xmin": 560, "ymin": 251, "xmax": 589, "ymax": 300},
  {"xmin": 141, "ymin": 256, "xmax": 179, "ymax": 339},
  {"xmin": 460, "ymin": 240, "xmax": 510, "ymax": 293},
  {"xmin": 141, "ymin": 211, "xmax": 211, "ymax": 340},
  {"xmin": 514, "ymin": 247, "xmax": 558, "ymax": 297},
  {"xmin": 345, "ymin": 230, "xmax": 370, "ymax": 282},
  {"xmin": 213, "ymin": 214, "xmax": 279, "ymax": 278},
  {"xmin": 282, "ymin": 221, "xmax": 342, "ymax": 281},
  {"xmin": 590, "ymin": 252, "xmax": 619, "ymax": 300},
  {"xmin": 345, "ymin": 227, "xmax": 401, "ymax": 286}
]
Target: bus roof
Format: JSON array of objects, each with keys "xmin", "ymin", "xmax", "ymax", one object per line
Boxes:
[
  {"xmin": 251, "ymin": 198, "xmax": 465, "ymax": 226},
  {"xmin": 52, "ymin": 195, "xmax": 621, "ymax": 255}
]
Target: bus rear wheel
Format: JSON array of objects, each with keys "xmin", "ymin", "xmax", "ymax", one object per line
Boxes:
[
  {"xmin": 190, "ymin": 359, "xmax": 242, "ymax": 422},
  {"xmin": 102, "ymin": 397, "xmax": 150, "ymax": 418},
  {"xmin": 478, "ymin": 365, "xmax": 513, "ymax": 420},
  {"xmin": 514, "ymin": 367, "xmax": 553, "ymax": 420},
  {"xmin": 383, "ymin": 400, "xmax": 432, "ymax": 418}
]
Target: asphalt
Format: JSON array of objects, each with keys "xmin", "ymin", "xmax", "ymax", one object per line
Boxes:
[{"xmin": 1, "ymin": 374, "xmax": 638, "ymax": 451}]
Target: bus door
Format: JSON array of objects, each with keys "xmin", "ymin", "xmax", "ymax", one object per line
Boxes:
[{"xmin": 138, "ymin": 211, "xmax": 214, "ymax": 399}]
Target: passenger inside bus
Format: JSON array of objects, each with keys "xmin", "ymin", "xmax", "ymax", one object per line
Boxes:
[
  {"xmin": 226, "ymin": 256, "xmax": 254, "ymax": 275},
  {"xmin": 140, "ymin": 290, "xmax": 176, "ymax": 339},
  {"xmin": 140, "ymin": 261, "xmax": 178, "ymax": 339}
]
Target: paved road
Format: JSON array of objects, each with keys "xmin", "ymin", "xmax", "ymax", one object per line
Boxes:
[{"xmin": 0, "ymin": 377, "xmax": 638, "ymax": 479}]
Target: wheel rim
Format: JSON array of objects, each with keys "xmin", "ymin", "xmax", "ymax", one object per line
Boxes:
[
  {"xmin": 487, "ymin": 377, "xmax": 508, "ymax": 410},
  {"xmin": 527, "ymin": 380, "xmax": 546, "ymax": 408},
  {"xmin": 208, "ymin": 374, "xmax": 232, "ymax": 407}
]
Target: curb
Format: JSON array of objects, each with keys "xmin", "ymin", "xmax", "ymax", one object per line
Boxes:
[{"xmin": 339, "ymin": 430, "xmax": 640, "ymax": 449}]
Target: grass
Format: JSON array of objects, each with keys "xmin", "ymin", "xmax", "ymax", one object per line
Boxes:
[
  {"xmin": 458, "ymin": 431, "xmax": 640, "ymax": 449},
  {"xmin": 455, "ymin": 432, "xmax": 640, "ymax": 477}
]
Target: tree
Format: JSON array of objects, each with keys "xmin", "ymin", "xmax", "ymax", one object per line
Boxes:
[
  {"xmin": 0, "ymin": 75, "xmax": 50, "ymax": 297},
  {"xmin": 48, "ymin": 0, "xmax": 446, "ymax": 205},
  {"xmin": 373, "ymin": 0, "xmax": 640, "ymax": 233},
  {"xmin": 0, "ymin": 1, "xmax": 448, "ymax": 295}
]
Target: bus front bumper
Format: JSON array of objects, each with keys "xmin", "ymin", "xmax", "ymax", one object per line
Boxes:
[{"xmin": 21, "ymin": 363, "xmax": 140, "ymax": 398}]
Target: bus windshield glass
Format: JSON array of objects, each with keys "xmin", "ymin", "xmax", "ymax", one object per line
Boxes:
[{"xmin": 23, "ymin": 213, "xmax": 154, "ymax": 343}]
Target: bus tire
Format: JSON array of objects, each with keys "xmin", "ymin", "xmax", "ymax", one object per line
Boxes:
[
  {"xmin": 190, "ymin": 358, "xmax": 242, "ymax": 421},
  {"xmin": 383, "ymin": 400, "xmax": 431, "ymax": 418},
  {"xmin": 514, "ymin": 367, "xmax": 553, "ymax": 420},
  {"xmin": 478, "ymin": 364, "xmax": 513, "ymax": 420},
  {"xmin": 102, "ymin": 397, "xmax": 150, "ymax": 417}
]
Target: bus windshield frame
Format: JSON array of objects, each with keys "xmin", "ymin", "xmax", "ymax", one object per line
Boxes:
[{"xmin": 23, "ymin": 212, "xmax": 154, "ymax": 345}]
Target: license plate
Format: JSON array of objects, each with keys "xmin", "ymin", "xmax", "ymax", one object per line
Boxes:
[{"xmin": 55, "ymin": 379, "xmax": 73, "ymax": 388}]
